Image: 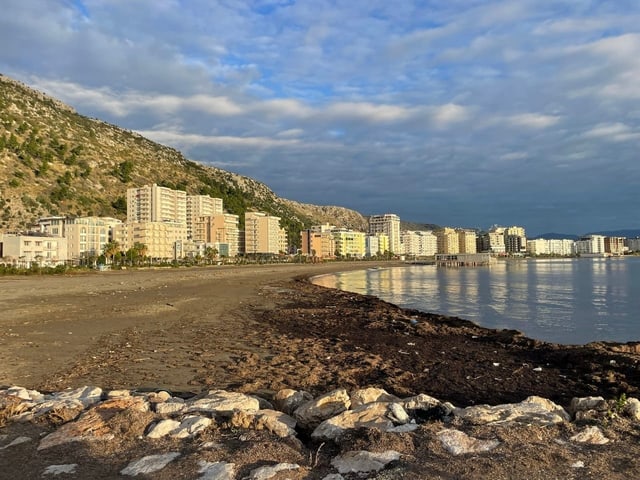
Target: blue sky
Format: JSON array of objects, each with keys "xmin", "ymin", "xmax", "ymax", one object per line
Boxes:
[{"xmin": 2, "ymin": 0, "xmax": 640, "ymax": 235}]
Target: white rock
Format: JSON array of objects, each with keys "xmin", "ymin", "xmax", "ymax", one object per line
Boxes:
[
  {"xmin": 273, "ymin": 389, "xmax": 313, "ymax": 415},
  {"xmin": 311, "ymin": 403, "xmax": 394, "ymax": 441},
  {"xmin": 172, "ymin": 415, "xmax": 212, "ymax": 439},
  {"xmin": 294, "ymin": 388, "xmax": 351, "ymax": 428},
  {"xmin": 155, "ymin": 398, "xmax": 186, "ymax": 415},
  {"xmin": 350, "ymin": 388, "xmax": 399, "ymax": 408},
  {"xmin": 387, "ymin": 403, "xmax": 410, "ymax": 424},
  {"xmin": 569, "ymin": 396, "xmax": 607, "ymax": 416},
  {"xmin": 0, "ymin": 436, "xmax": 31, "ymax": 449},
  {"xmin": 453, "ymin": 396, "xmax": 569, "ymax": 426},
  {"xmin": 322, "ymin": 475, "xmax": 345, "ymax": 480},
  {"xmin": 147, "ymin": 391, "xmax": 172, "ymax": 403},
  {"xmin": 52, "ymin": 386, "xmax": 103, "ymax": 407},
  {"xmin": 387, "ymin": 423, "xmax": 420, "ymax": 433},
  {"xmin": 402, "ymin": 393, "xmax": 441, "ymax": 411},
  {"xmin": 31, "ymin": 398, "xmax": 85, "ymax": 419},
  {"xmin": 106, "ymin": 389, "xmax": 131, "ymax": 398},
  {"xmin": 437, "ymin": 429, "xmax": 501, "ymax": 455},
  {"xmin": 187, "ymin": 390, "xmax": 260, "ymax": 416},
  {"xmin": 331, "ymin": 450, "xmax": 401, "ymax": 474},
  {"xmin": 6, "ymin": 386, "xmax": 34, "ymax": 401},
  {"xmin": 624, "ymin": 397, "xmax": 640, "ymax": 421},
  {"xmin": 248, "ymin": 463, "xmax": 299, "ymax": 480},
  {"xmin": 198, "ymin": 460, "xmax": 236, "ymax": 480},
  {"xmin": 570, "ymin": 426, "xmax": 610, "ymax": 445},
  {"xmin": 120, "ymin": 452, "xmax": 181, "ymax": 476},
  {"xmin": 43, "ymin": 464, "xmax": 78, "ymax": 475},
  {"xmin": 147, "ymin": 419, "xmax": 181, "ymax": 439},
  {"xmin": 571, "ymin": 461, "xmax": 585, "ymax": 468}
]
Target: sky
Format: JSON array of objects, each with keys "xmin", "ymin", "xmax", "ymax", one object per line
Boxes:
[{"xmin": 1, "ymin": 1, "xmax": 640, "ymax": 236}]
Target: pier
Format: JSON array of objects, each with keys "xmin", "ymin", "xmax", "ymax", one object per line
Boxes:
[{"xmin": 435, "ymin": 253, "xmax": 496, "ymax": 267}]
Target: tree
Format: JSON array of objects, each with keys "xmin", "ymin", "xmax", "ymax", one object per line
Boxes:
[
  {"xmin": 204, "ymin": 246, "xmax": 218, "ymax": 264},
  {"xmin": 103, "ymin": 241, "xmax": 120, "ymax": 265}
]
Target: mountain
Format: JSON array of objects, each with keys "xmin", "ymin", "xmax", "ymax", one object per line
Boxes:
[
  {"xmin": 400, "ymin": 220, "xmax": 441, "ymax": 231},
  {"xmin": 0, "ymin": 74, "xmax": 367, "ymax": 243},
  {"xmin": 587, "ymin": 229, "xmax": 640, "ymax": 239}
]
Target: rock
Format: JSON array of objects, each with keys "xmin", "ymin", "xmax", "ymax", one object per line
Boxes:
[
  {"xmin": 172, "ymin": 415, "xmax": 212, "ymax": 439},
  {"xmin": 147, "ymin": 391, "xmax": 172, "ymax": 403},
  {"xmin": 0, "ymin": 436, "xmax": 31, "ymax": 449},
  {"xmin": 51, "ymin": 386, "xmax": 103, "ymax": 408},
  {"xmin": 273, "ymin": 389, "xmax": 313, "ymax": 415},
  {"xmin": 248, "ymin": 463, "xmax": 300, "ymax": 480},
  {"xmin": 106, "ymin": 389, "xmax": 131, "ymax": 399},
  {"xmin": 187, "ymin": 390, "xmax": 260, "ymax": 417},
  {"xmin": 147, "ymin": 419, "xmax": 181, "ymax": 439},
  {"xmin": 5, "ymin": 386, "xmax": 44, "ymax": 402},
  {"xmin": 155, "ymin": 398, "xmax": 186, "ymax": 415},
  {"xmin": 312, "ymin": 402, "xmax": 394, "ymax": 441},
  {"xmin": 624, "ymin": 397, "xmax": 640, "ymax": 421},
  {"xmin": 231, "ymin": 409, "xmax": 297, "ymax": 438},
  {"xmin": 38, "ymin": 397, "xmax": 151, "ymax": 450},
  {"xmin": 402, "ymin": 394, "xmax": 450, "ymax": 422},
  {"xmin": 570, "ymin": 426, "xmax": 610, "ymax": 445},
  {"xmin": 569, "ymin": 396, "xmax": 607, "ymax": 417},
  {"xmin": 322, "ymin": 475, "xmax": 345, "ymax": 480},
  {"xmin": 387, "ymin": 423, "xmax": 420, "ymax": 433},
  {"xmin": 350, "ymin": 387, "xmax": 399, "ymax": 408},
  {"xmin": 43, "ymin": 464, "xmax": 78, "ymax": 475},
  {"xmin": 198, "ymin": 461, "xmax": 236, "ymax": 480},
  {"xmin": 437, "ymin": 429, "xmax": 501, "ymax": 455},
  {"xmin": 387, "ymin": 403, "xmax": 410, "ymax": 424},
  {"xmin": 571, "ymin": 461, "xmax": 585, "ymax": 468},
  {"xmin": 120, "ymin": 452, "xmax": 181, "ymax": 476},
  {"xmin": 453, "ymin": 396, "xmax": 569, "ymax": 426},
  {"xmin": 293, "ymin": 388, "xmax": 351, "ymax": 428},
  {"xmin": 330, "ymin": 450, "xmax": 401, "ymax": 474}
]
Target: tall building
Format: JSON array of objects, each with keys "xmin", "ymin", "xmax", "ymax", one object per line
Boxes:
[
  {"xmin": 244, "ymin": 212, "xmax": 283, "ymax": 255},
  {"xmin": 504, "ymin": 226, "xmax": 527, "ymax": 254},
  {"xmin": 436, "ymin": 227, "xmax": 459, "ymax": 254},
  {"xmin": 301, "ymin": 229, "xmax": 335, "ymax": 259},
  {"xmin": 401, "ymin": 230, "xmax": 437, "ymax": 256},
  {"xmin": 63, "ymin": 216, "xmax": 122, "ymax": 261},
  {"xmin": 478, "ymin": 226, "xmax": 506, "ymax": 254},
  {"xmin": 127, "ymin": 184, "xmax": 187, "ymax": 224},
  {"xmin": 186, "ymin": 195, "xmax": 223, "ymax": 239},
  {"xmin": 365, "ymin": 233, "xmax": 389, "ymax": 257},
  {"xmin": 193, "ymin": 214, "xmax": 240, "ymax": 257},
  {"xmin": 113, "ymin": 221, "xmax": 187, "ymax": 260},
  {"xmin": 457, "ymin": 229, "xmax": 477, "ymax": 253},
  {"xmin": 332, "ymin": 229, "xmax": 366, "ymax": 258},
  {"xmin": 369, "ymin": 214, "xmax": 401, "ymax": 254},
  {"xmin": 604, "ymin": 237, "xmax": 625, "ymax": 255},
  {"xmin": 575, "ymin": 235, "xmax": 606, "ymax": 255}
]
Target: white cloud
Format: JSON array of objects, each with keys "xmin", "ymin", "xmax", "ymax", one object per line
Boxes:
[
  {"xmin": 583, "ymin": 123, "xmax": 640, "ymax": 142},
  {"xmin": 509, "ymin": 113, "xmax": 561, "ymax": 129}
]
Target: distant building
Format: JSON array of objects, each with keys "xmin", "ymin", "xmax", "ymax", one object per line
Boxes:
[
  {"xmin": 457, "ymin": 229, "xmax": 477, "ymax": 254},
  {"xmin": 436, "ymin": 227, "xmax": 459, "ymax": 254},
  {"xmin": 504, "ymin": 226, "xmax": 527, "ymax": 254},
  {"xmin": 401, "ymin": 230, "xmax": 437, "ymax": 257},
  {"xmin": 369, "ymin": 214, "xmax": 401, "ymax": 254},
  {"xmin": 627, "ymin": 237, "xmax": 640, "ymax": 252},
  {"xmin": 113, "ymin": 221, "xmax": 187, "ymax": 260},
  {"xmin": 0, "ymin": 232, "xmax": 67, "ymax": 266},
  {"xmin": 127, "ymin": 184, "xmax": 187, "ymax": 224},
  {"xmin": 244, "ymin": 211, "xmax": 283, "ymax": 255},
  {"xmin": 604, "ymin": 237, "xmax": 625, "ymax": 255},
  {"xmin": 186, "ymin": 195, "xmax": 223, "ymax": 240},
  {"xmin": 528, "ymin": 238, "xmax": 575, "ymax": 256},
  {"xmin": 574, "ymin": 235, "xmax": 606, "ymax": 255},
  {"xmin": 365, "ymin": 233, "xmax": 389, "ymax": 257},
  {"xmin": 193, "ymin": 214, "xmax": 239, "ymax": 257},
  {"xmin": 301, "ymin": 229, "xmax": 335, "ymax": 259},
  {"xmin": 332, "ymin": 228, "xmax": 366, "ymax": 258},
  {"xmin": 478, "ymin": 226, "xmax": 506, "ymax": 254},
  {"xmin": 64, "ymin": 216, "xmax": 122, "ymax": 262}
]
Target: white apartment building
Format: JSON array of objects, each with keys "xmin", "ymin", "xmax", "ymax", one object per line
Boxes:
[
  {"xmin": 244, "ymin": 212, "xmax": 283, "ymax": 255},
  {"xmin": 186, "ymin": 195, "xmax": 223, "ymax": 240},
  {"xmin": 0, "ymin": 233, "xmax": 67, "ymax": 266},
  {"xmin": 193, "ymin": 214, "xmax": 240, "ymax": 257},
  {"xmin": 369, "ymin": 214, "xmax": 401, "ymax": 254},
  {"xmin": 627, "ymin": 237, "xmax": 640, "ymax": 252},
  {"xmin": 127, "ymin": 184, "xmax": 187, "ymax": 224},
  {"xmin": 574, "ymin": 235, "xmax": 606, "ymax": 255},
  {"xmin": 365, "ymin": 233, "xmax": 389, "ymax": 257},
  {"xmin": 479, "ymin": 227, "xmax": 506, "ymax": 254},
  {"xmin": 527, "ymin": 238, "xmax": 550, "ymax": 255},
  {"xmin": 401, "ymin": 230, "xmax": 437, "ymax": 257},
  {"xmin": 505, "ymin": 226, "xmax": 527, "ymax": 254}
]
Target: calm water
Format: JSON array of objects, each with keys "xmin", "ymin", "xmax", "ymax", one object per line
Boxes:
[{"xmin": 312, "ymin": 257, "xmax": 640, "ymax": 345}]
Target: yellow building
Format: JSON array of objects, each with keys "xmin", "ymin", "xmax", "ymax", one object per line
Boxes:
[
  {"xmin": 63, "ymin": 216, "xmax": 122, "ymax": 262},
  {"xmin": 457, "ymin": 229, "xmax": 477, "ymax": 253},
  {"xmin": 113, "ymin": 221, "xmax": 187, "ymax": 260},
  {"xmin": 301, "ymin": 229, "xmax": 335, "ymax": 259},
  {"xmin": 194, "ymin": 214, "xmax": 240, "ymax": 257},
  {"xmin": 332, "ymin": 229, "xmax": 366, "ymax": 258},
  {"xmin": 436, "ymin": 227, "xmax": 459, "ymax": 254},
  {"xmin": 186, "ymin": 195, "xmax": 223, "ymax": 240},
  {"xmin": 244, "ymin": 212, "xmax": 283, "ymax": 255}
]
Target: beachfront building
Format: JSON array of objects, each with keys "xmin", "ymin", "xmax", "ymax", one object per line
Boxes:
[
  {"xmin": 369, "ymin": 214, "xmax": 401, "ymax": 254},
  {"xmin": 365, "ymin": 233, "xmax": 390, "ymax": 257},
  {"xmin": 244, "ymin": 211, "xmax": 283, "ymax": 255},
  {"xmin": 113, "ymin": 221, "xmax": 187, "ymax": 260},
  {"xmin": 36, "ymin": 216, "xmax": 68, "ymax": 237},
  {"xmin": 127, "ymin": 184, "xmax": 187, "ymax": 224},
  {"xmin": 64, "ymin": 216, "xmax": 122, "ymax": 263},
  {"xmin": 186, "ymin": 195, "xmax": 223, "ymax": 240},
  {"xmin": 436, "ymin": 227, "xmax": 459, "ymax": 254},
  {"xmin": 605, "ymin": 236, "xmax": 626, "ymax": 255},
  {"xmin": 301, "ymin": 229, "xmax": 335, "ymax": 259},
  {"xmin": 527, "ymin": 238, "xmax": 576, "ymax": 256},
  {"xmin": 457, "ymin": 229, "xmax": 477, "ymax": 254},
  {"xmin": 505, "ymin": 226, "xmax": 527, "ymax": 254},
  {"xmin": 401, "ymin": 230, "xmax": 437, "ymax": 257},
  {"xmin": 193, "ymin": 214, "xmax": 240, "ymax": 257},
  {"xmin": 332, "ymin": 228, "xmax": 366, "ymax": 258},
  {"xmin": 574, "ymin": 235, "xmax": 606, "ymax": 256},
  {"xmin": 478, "ymin": 226, "xmax": 506, "ymax": 254},
  {"xmin": 0, "ymin": 232, "xmax": 67, "ymax": 267},
  {"xmin": 627, "ymin": 237, "xmax": 640, "ymax": 252},
  {"xmin": 527, "ymin": 239, "xmax": 550, "ymax": 256}
]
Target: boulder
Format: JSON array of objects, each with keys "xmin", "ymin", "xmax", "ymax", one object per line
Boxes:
[
  {"xmin": 230, "ymin": 409, "xmax": 297, "ymax": 438},
  {"xmin": 248, "ymin": 463, "xmax": 300, "ymax": 480},
  {"xmin": 120, "ymin": 452, "xmax": 180, "ymax": 476},
  {"xmin": 624, "ymin": 397, "xmax": 640, "ymax": 421},
  {"xmin": 570, "ymin": 426, "xmax": 609, "ymax": 445},
  {"xmin": 311, "ymin": 402, "xmax": 399, "ymax": 441},
  {"xmin": 187, "ymin": 390, "xmax": 260, "ymax": 417},
  {"xmin": 437, "ymin": 429, "xmax": 500, "ymax": 455},
  {"xmin": 569, "ymin": 396, "xmax": 608, "ymax": 418},
  {"xmin": 453, "ymin": 396, "xmax": 569, "ymax": 426},
  {"xmin": 197, "ymin": 460, "xmax": 236, "ymax": 480},
  {"xmin": 155, "ymin": 398, "xmax": 186, "ymax": 416},
  {"xmin": 293, "ymin": 388, "xmax": 350, "ymax": 428},
  {"xmin": 350, "ymin": 388, "xmax": 399, "ymax": 408},
  {"xmin": 50, "ymin": 386, "xmax": 103, "ymax": 408},
  {"xmin": 330, "ymin": 450, "xmax": 400, "ymax": 474},
  {"xmin": 273, "ymin": 389, "xmax": 313, "ymax": 415}
]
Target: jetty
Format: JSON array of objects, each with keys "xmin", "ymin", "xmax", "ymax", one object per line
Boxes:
[{"xmin": 435, "ymin": 253, "xmax": 496, "ymax": 267}]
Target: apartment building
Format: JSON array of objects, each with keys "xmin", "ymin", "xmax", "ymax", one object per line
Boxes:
[
  {"xmin": 627, "ymin": 237, "xmax": 640, "ymax": 252},
  {"xmin": 478, "ymin": 227, "xmax": 506, "ymax": 254},
  {"xmin": 127, "ymin": 184, "xmax": 187, "ymax": 224},
  {"xmin": 300, "ymin": 229, "xmax": 335, "ymax": 259},
  {"xmin": 244, "ymin": 212, "xmax": 283, "ymax": 255},
  {"xmin": 505, "ymin": 226, "xmax": 527, "ymax": 254},
  {"xmin": 369, "ymin": 214, "xmax": 401, "ymax": 254},
  {"xmin": 365, "ymin": 233, "xmax": 389, "ymax": 257},
  {"xmin": 401, "ymin": 230, "xmax": 437, "ymax": 257},
  {"xmin": 64, "ymin": 216, "xmax": 122, "ymax": 261},
  {"xmin": 436, "ymin": 227, "xmax": 459, "ymax": 254},
  {"xmin": 113, "ymin": 221, "xmax": 187, "ymax": 260},
  {"xmin": 527, "ymin": 238, "xmax": 576, "ymax": 256},
  {"xmin": 332, "ymin": 228, "xmax": 366, "ymax": 258},
  {"xmin": 193, "ymin": 214, "xmax": 240, "ymax": 257},
  {"xmin": 186, "ymin": 195, "xmax": 223, "ymax": 240},
  {"xmin": 0, "ymin": 233, "xmax": 67, "ymax": 266},
  {"xmin": 575, "ymin": 235, "xmax": 606, "ymax": 255},
  {"xmin": 457, "ymin": 229, "xmax": 477, "ymax": 254},
  {"xmin": 604, "ymin": 236, "xmax": 625, "ymax": 255}
]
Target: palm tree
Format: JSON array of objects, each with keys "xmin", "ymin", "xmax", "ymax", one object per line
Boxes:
[
  {"xmin": 103, "ymin": 241, "xmax": 120, "ymax": 265},
  {"xmin": 204, "ymin": 246, "xmax": 218, "ymax": 265}
]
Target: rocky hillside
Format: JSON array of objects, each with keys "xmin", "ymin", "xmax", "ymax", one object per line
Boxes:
[{"xmin": 0, "ymin": 74, "xmax": 367, "ymax": 243}]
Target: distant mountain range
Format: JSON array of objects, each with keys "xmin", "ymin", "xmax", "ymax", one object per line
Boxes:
[{"xmin": 533, "ymin": 229, "xmax": 640, "ymax": 240}]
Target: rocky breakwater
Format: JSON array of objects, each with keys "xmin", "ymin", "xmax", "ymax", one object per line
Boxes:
[{"xmin": 3, "ymin": 385, "xmax": 640, "ymax": 478}]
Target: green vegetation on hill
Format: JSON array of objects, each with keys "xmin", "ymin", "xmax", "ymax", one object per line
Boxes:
[{"xmin": 0, "ymin": 74, "xmax": 366, "ymax": 245}]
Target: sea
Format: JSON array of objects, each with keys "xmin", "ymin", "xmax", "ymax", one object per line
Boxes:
[{"xmin": 311, "ymin": 257, "xmax": 640, "ymax": 345}]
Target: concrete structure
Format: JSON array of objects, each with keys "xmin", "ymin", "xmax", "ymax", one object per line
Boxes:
[
  {"xmin": 193, "ymin": 214, "xmax": 239, "ymax": 257},
  {"xmin": 575, "ymin": 235, "xmax": 606, "ymax": 256},
  {"xmin": 113, "ymin": 221, "xmax": 187, "ymax": 260},
  {"xmin": 436, "ymin": 253, "xmax": 496, "ymax": 267},
  {"xmin": 505, "ymin": 226, "xmax": 527, "ymax": 254},
  {"xmin": 604, "ymin": 236, "xmax": 626, "ymax": 255},
  {"xmin": 244, "ymin": 212, "xmax": 283, "ymax": 255},
  {"xmin": 401, "ymin": 230, "xmax": 437, "ymax": 257},
  {"xmin": 0, "ymin": 233, "xmax": 67, "ymax": 266},
  {"xmin": 528, "ymin": 238, "xmax": 576, "ymax": 256},
  {"xmin": 186, "ymin": 195, "xmax": 223, "ymax": 239},
  {"xmin": 436, "ymin": 227, "xmax": 459, "ymax": 254},
  {"xmin": 457, "ymin": 229, "xmax": 477, "ymax": 254},
  {"xmin": 369, "ymin": 214, "xmax": 401, "ymax": 254},
  {"xmin": 36, "ymin": 216, "xmax": 68, "ymax": 237},
  {"xmin": 365, "ymin": 233, "xmax": 389, "ymax": 257},
  {"xmin": 301, "ymin": 229, "xmax": 335, "ymax": 259},
  {"xmin": 332, "ymin": 228, "xmax": 366, "ymax": 258},
  {"xmin": 64, "ymin": 216, "xmax": 122, "ymax": 262},
  {"xmin": 127, "ymin": 184, "xmax": 187, "ymax": 224},
  {"xmin": 627, "ymin": 237, "xmax": 640, "ymax": 252},
  {"xmin": 478, "ymin": 227, "xmax": 506, "ymax": 254}
]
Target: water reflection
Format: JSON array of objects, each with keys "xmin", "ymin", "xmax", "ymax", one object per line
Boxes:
[{"xmin": 312, "ymin": 258, "xmax": 640, "ymax": 345}]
